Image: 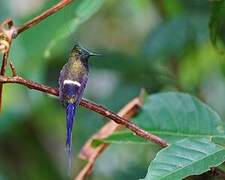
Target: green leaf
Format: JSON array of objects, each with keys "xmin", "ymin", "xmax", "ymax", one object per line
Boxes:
[
  {"xmin": 134, "ymin": 92, "xmax": 224, "ymax": 135},
  {"xmin": 44, "ymin": 0, "xmax": 105, "ymax": 58},
  {"xmin": 101, "ymin": 92, "xmax": 225, "ymax": 144},
  {"xmin": 209, "ymin": 0, "xmax": 225, "ymax": 52},
  {"xmin": 142, "ymin": 138, "xmax": 225, "ymax": 180}
]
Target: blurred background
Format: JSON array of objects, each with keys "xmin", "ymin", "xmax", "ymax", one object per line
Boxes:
[{"xmin": 0, "ymin": 0, "xmax": 225, "ymax": 179}]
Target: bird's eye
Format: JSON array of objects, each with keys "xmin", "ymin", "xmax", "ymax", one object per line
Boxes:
[{"xmin": 76, "ymin": 49, "xmax": 81, "ymax": 54}]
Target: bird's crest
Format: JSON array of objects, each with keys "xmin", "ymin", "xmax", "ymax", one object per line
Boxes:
[{"xmin": 72, "ymin": 43, "xmax": 101, "ymax": 59}]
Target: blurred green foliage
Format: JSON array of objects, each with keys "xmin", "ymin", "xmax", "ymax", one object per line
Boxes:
[
  {"xmin": 0, "ymin": 0, "xmax": 225, "ymax": 179},
  {"xmin": 209, "ymin": 0, "xmax": 225, "ymax": 53}
]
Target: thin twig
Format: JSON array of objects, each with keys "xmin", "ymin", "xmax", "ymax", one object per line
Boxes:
[
  {"xmin": 0, "ymin": 53, "xmax": 9, "ymax": 110},
  {"xmin": 9, "ymin": 61, "xmax": 17, "ymax": 77},
  {"xmin": 16, "ymin": 0, "xmax": 73, "ymax": 36},
  {"xmin": 0, "ymin": 40, "xmax": 12, "ymax": 111},
  {"xmin": 0, "ymin": 52, "xmax": 9, "ymax": 73},
  {"xmin": 0, "ymin": 75, "xmax": 168, "ymax": 147},
  {"xmin": 76, "ymin": 97, "xmax": 142, "ymax": 180},
  {"xmin": 0, "ymin": 41, "xmax": 11, "ymax": 75}
]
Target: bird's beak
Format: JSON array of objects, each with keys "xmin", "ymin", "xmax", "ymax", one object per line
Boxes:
[
  {"xmin": 89, "ymin": 52, "xmax": 102, "ymax": 57},
  {"xmin": 82, "ymin": 45, "xmax": 102, "ymax": 58}
]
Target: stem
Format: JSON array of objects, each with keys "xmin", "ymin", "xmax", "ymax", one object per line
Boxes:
[
  {"xmin": 9, "ymin": 61, "xmax": 17, "ymax": 77},
  {"xmin": 0, "ymin": 41, "xmax": 12, "ymax": 111}
]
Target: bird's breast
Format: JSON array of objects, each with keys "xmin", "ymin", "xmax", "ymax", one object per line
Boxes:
[{"xmin": 71, "ymin": 60, "xmax": 85, "ymax": 74}]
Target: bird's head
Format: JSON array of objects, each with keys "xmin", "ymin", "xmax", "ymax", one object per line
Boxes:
[{"xmin": 71, "ymin": 44, "xmax": 101, "ymax": 62}]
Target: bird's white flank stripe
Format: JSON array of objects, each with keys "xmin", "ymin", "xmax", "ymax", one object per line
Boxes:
[{"xmin": 63, "ymin": 80, "xmax": 81, "ymax": 87}]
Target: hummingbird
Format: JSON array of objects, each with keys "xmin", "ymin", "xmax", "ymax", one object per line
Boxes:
[{"xmin": 58, "ymin": 44, "xmax": 100, "ymax": 171}]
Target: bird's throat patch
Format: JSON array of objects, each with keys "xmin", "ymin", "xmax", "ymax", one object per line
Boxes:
[{"xmin": 72, "ymin": 60, "xmax": 84, "ymax": 74}]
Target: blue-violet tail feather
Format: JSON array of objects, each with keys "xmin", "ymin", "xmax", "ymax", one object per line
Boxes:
[{"xmin": 66, "ymin": 103, "xmax": 76, "ymax": 175}]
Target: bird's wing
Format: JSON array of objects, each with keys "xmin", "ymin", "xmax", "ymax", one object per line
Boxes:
[
  {"xmin": 58, "ymin": 65, "xmax": 67, "ymax": 103},
  {"xmin": 75, "ymin": 75, "xmax": 88, "ymax": 106}
]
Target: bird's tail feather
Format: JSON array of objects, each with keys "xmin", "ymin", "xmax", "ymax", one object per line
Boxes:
[{"xmin": 66, "ymin": 103, "xmax": 76, "ymax": 176}]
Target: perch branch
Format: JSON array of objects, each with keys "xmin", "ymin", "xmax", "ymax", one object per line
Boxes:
[{"xmin": 0, "ymin": 75, "xmax": 168, "ymax": 147}]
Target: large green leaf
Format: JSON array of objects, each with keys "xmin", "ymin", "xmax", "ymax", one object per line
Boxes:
[
  {"xmin": 101, "ymin": 92, "xmax": 225, "ymax": 144},
  {"xmin": 142, "ymin": 138, "xmax": 225, "ymax": 180},
  {"xmin": 44, "ymin": 0, "xmax": 105, "ymax": 58},
  {"xmin": 98, "ymin": 92, "xmax": 225, "ymax": 179}
]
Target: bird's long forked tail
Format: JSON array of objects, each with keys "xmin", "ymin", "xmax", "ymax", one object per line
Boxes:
[{"xmin": 66, "ymin": 103, "xmax": 76, "ymax": 176}]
